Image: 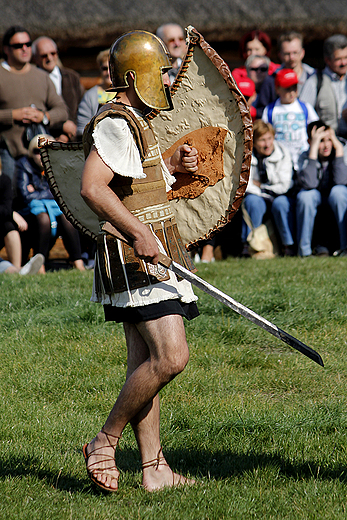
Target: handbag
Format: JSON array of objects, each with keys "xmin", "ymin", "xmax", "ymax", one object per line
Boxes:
[{"xmin": 241, "ymin": 204, "xmax": 279, "ymax": 259}]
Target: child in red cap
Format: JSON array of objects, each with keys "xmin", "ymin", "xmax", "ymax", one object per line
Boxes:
[{"xmin": 262, "ymin": 68, "xmax": 318, "ymax": 169}]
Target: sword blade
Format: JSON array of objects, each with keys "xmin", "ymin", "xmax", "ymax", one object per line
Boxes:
[
  {"xmin": 101, "ymin": 222, "xmax": 324, "ymax": 367},
  {"xmin": 168, "ymin": 260, "xmax": 324, "ymax": 367}
]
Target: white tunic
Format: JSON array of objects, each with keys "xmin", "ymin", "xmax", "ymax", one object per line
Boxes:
[{"xmin": 91, "ymin": 108, "xmax": 198, "ymax": 308}]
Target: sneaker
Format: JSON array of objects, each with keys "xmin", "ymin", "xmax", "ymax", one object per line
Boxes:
[
  {"xmin": 313, "ymin": 245, "xmax": 329, "ymax": 257},
  {"xmin": 19, "ymin": 254, "xmax": 45, "ymax": 275},
  {"xmin": 333, "ymin": 248, "xmax": 347, "ymax": 257}
]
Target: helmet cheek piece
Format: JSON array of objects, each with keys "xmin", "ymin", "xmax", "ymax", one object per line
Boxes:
[{"xmin": 163, "ymin": 85, "xmax": 174, "ymax": 111}]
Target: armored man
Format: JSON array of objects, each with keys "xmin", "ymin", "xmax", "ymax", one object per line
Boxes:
[{"xmin": 81, "ymin": 30, "xmax": 199, "ymax": 492}]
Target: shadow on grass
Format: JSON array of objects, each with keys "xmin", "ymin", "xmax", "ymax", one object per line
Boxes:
[{"xmin": 1, "ymin": 446, "xmax": 346, "ymax": 493}]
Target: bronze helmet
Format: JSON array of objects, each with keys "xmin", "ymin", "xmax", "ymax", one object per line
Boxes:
[{"xmin": 109, "ymin": 30, "xmax": 173, "ymax": 110}]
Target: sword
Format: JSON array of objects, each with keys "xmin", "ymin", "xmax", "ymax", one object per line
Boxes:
[{"xmin": 102, "ymin": 222, "xmax": 324, "ymax": 367}]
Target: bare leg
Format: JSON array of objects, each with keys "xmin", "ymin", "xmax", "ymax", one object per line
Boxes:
[
  {"xmin": 72, "ymin": 259, "xmax": 85, "ymax": 271},
  {"xmin": 4, "ymin": 230, "xmax": 22, "ymax": 269},
  {"xmin": 200, "ymin": 244, "xmax": 214, "ymax": 262},
  {"xmin": 85, "ymin": 314, "xmax": 192, "ymax": 491},
  {"xmin": 126, "ymin": 322, "xmax": 195, "ymax": 490}
]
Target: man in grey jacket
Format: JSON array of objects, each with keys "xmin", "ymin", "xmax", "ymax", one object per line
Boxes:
[
  {"xmin": 300, "ymin": 34, "xmax": 347, "ymax": 138},
  {"xmin": 296, "ymin": 120, "xmax": 347, "ymax": 256}
]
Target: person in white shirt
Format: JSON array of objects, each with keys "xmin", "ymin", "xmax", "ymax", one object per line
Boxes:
[
  {"xmin": 262, "ymin": 68, "xmax": 318, "ymax": 170},
  {"xmin": 241, "ymin": 120, "xmax": 296, "ymax": 256}
]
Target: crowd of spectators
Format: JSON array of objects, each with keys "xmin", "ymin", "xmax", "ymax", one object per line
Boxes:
[
  {"xmin": 228, "ymin": 29, "xmax": 347, "ymax": 260},
  {"xmin": 1, "ymin": 23, "xmax": 347, "ymax": 272}
]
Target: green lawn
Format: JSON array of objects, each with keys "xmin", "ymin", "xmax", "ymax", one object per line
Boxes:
[{"xmin": 0, "ymin": 257, "xmax": 346, "ymax": 519}]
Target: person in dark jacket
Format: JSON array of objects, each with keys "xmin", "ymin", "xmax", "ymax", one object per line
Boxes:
[
  {"xmin": 16, "ymin": 134, "xmax": 85, "ymax": 272},
  {"xmin": 0, "ymin": 160, "xmax": 28, "ymax": 268},
  {"xmin": 296, "ymin": 120, "xmax": 347, "ymax": 256},
  {"xmin": 32, "ymin": 36, "xmax": 84, "ymax": 141}
]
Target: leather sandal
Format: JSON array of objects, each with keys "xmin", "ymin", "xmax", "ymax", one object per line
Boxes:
[
  {"xmin": 142, "ymin": 447, "xmax": 195, "ymax": 489},
  {"xmin": 83, "ymin": 427, "xmax": 121, "ymax": 492},
  {"xmin": 142, "ymin": 447, "xmax": 168, "ymax": 471}
]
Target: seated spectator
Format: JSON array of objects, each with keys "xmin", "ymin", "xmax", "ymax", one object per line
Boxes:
[
  {"xmin": 255, "ymin": 31, "xmax": 316, "ymax": 119},
  {"xmin": 0, "ymin": 253, "xmax": 44, "ymax": 275},
  {"xmin": 300, "ymin": 34, "xmax": 347, "ymax": 139},
  {"xmin": 262, "ymin": 69, "xmax": 318, "ymax": 170},
  {"xmin": 76, "ymin": 49, "xmax": 113, "ymax": 136},
  {"xmin": 0, "ymin": 158, "xmax": 29, "ymax": 269},
  {"xmin": 156, "ymin": 23, "xmax": 187, "ymax": 84},
  {"xmin": 32, "ymin": 36, "xmax": 85, "ymax": 142},
  {"xmin": 232, "ymin": 29, "xmax": 280, "ymax": 83},
  {"xmin": 241, "ymin": 120, "xmax": 295, "ymax": 256},
  {"xmin": 296, "ymin": 120, "xmax": 347, "ymax": 257},
  {"xmin": 16, "ymin": 135, "xmax": 85, "ymax": 273}
]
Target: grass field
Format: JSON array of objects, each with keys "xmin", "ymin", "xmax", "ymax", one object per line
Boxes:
[{"xmin": 1, "ymin": 256, "xmax": 346, "ymax": 519}]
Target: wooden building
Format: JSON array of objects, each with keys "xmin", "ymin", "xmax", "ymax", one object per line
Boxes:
[{"xmin": 1, "ymin": 0, "xmax": 347, "ymax": 84}]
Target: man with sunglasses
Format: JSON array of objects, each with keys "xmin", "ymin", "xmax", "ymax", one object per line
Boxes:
[
  {"xmin": 32, "ymin": 36, "xmax": 84, "ymax": 142},
  {"xmin": 0, "ymin": 26, "xmax": 68, "ymax": 182}
]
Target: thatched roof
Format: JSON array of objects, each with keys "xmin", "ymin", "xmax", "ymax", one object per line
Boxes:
[{"xmin": 1, "ymin": 0, "xmax": 347, "ymax": 51}]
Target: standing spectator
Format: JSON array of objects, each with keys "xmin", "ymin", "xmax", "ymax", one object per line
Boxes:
[
  {"xmin": 76, "ymin": 49, "xmax": 114, "ymax": 137},
  {"xmin": 156, "ymin": 23, "xmax": 187, "ymax": 83},
  {"xmin": 256, "ymin": 32, "xmax": 316, "ymax": 118},
  {"xmin": 245, "ymin": 55, "xmax": 271, "ymax": 93},
  {"xmin": 296, "ymin": 121, "xmax": 347, "ymax": 257},
  {"xmin": 0, "ymin": 26, "xmax": 68, "ymax": 182},
  {"xmin": 234, "ymin": 75, "xmax": 257, "ymax": 121},
  {"xmin": 262, "ymin": 69, "xmax": 318, "ymax": 170},
  {"xmin": 232, "ymin": 29, "xmax": 280, "ymax": 83},
  {"xmin": 16, "ymin": 135, "xmax": 85, "ymax": 273},
  {"xmin": 32, "ymin": 36, "xmax": 85, "ymax": 142},
  {"xmin": 241, "ymin": 120, "xmax": 295, "ymax": 257},
  {"xmin": 300, "ymin": 34, "xmax": 347, "ymax": 139}
]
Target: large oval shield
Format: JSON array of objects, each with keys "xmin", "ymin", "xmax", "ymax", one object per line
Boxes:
[
  {"xmin": 149, "ymin": 25, "xmax": 252, "ymax": 249},
  {"xmin": 40, "ymin": 26, "xmax": 252, "ymax": 249}
]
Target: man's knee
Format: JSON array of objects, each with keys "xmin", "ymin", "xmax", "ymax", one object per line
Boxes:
[{"xmin": 155, "ymin": 346, "xmax": 189, "ymax": 383}]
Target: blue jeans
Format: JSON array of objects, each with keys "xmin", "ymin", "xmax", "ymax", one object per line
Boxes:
[
  {"xmin": 242, "ymin": 193, "xmax": 295, "ymax": 246},
  {"xmin": 296, "ymin": 186, "xmax": 347, "ymax": 256}
]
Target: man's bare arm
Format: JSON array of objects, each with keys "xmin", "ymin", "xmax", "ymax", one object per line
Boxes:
[{"xmin": 81, "ymin": 146, "xmax": 160, "ymax": 263}]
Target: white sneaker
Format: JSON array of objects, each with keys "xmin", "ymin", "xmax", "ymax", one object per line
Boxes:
[{"xmin": 19, "ymin": 254, "xmax": 45, "ymax": 275}]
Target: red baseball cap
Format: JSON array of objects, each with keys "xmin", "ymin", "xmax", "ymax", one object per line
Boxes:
[
  {"xmin": 275, "ymin": 68, "xmax": 298, "ymax": 88},
  {"xmin": 235, "ymin": 77, "xmax": 256, "ymax": 98}
]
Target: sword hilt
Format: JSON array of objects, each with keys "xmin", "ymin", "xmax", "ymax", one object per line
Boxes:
[{"xmin": 101, "ymin": 221, "xmax": 173, "ymax": 268}]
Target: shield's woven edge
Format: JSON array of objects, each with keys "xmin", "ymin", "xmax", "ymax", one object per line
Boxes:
[
  {"xmin": 40, "ymin": 139, "xmax": 97, "ymax": 241},
  {"xmin": 148, "ymin": 26, "xmax": 253, "ymax": 250}
]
